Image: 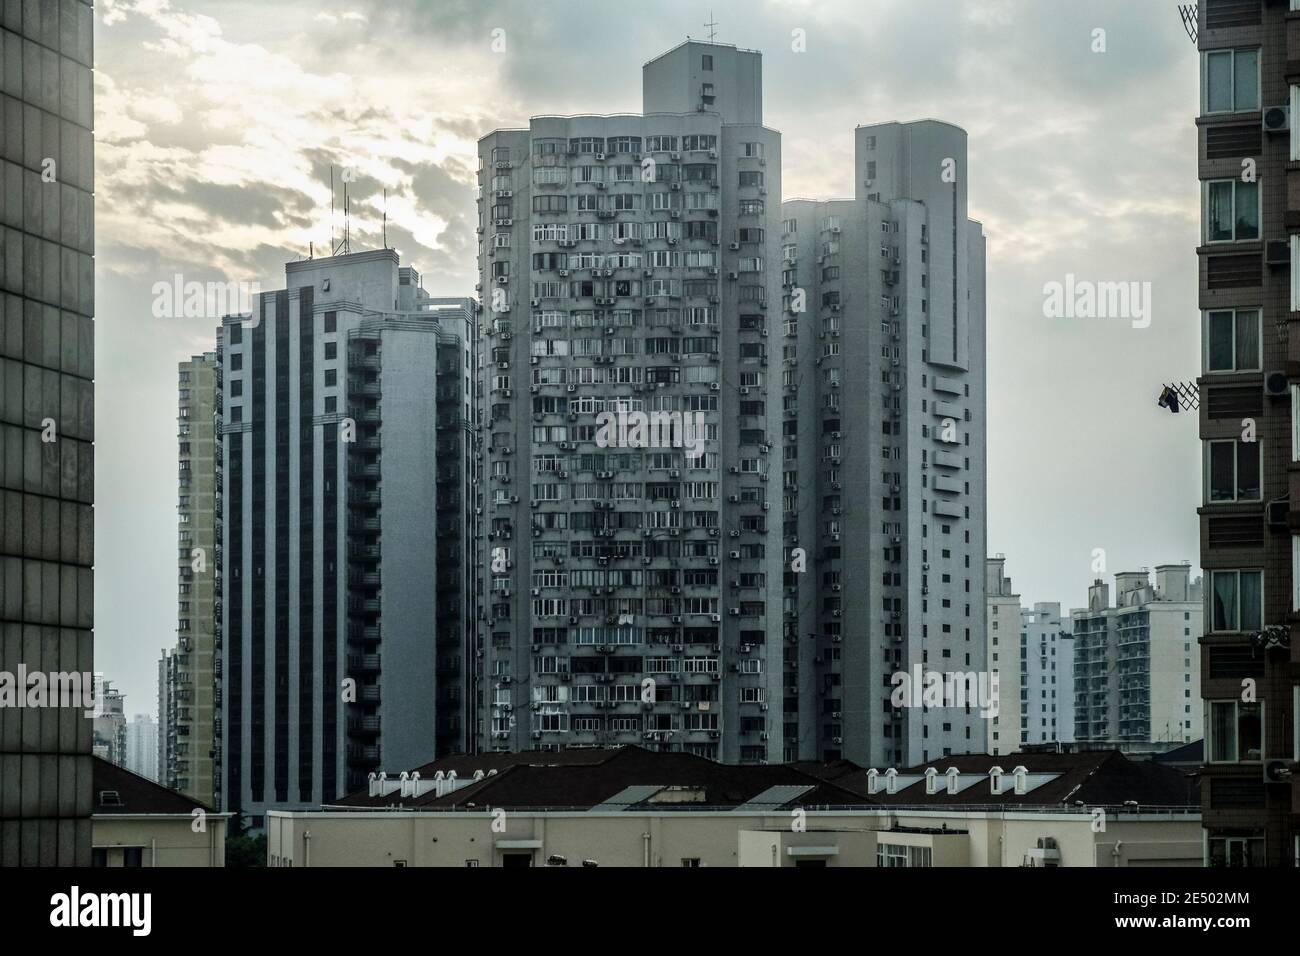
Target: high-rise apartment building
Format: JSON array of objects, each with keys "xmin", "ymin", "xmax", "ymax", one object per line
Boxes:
[
  {"xmin": 781, "ymin": 121, "xmax": 987, "ymax": 766},
  {"xmin": 985, "ymin": 557, "xmax": 1021, "ymax": 757},
  {"xmin": 1019, "ymin": 602, "xmax": 1074, "ymax": 747},
  {"xmin": 218, "ymin": 250, "xmax": 475, "ymax": 825},
  {"xmin": 157, "ymin": 648, "xmax": 171, "ymax": 787},
  {"xmin": 1072, "ymin": 566, "xmax": 1202, "ymax": 746},
  {"xmin": 1195, "ymin": 0, "xmax": 1298, "ymax": 866},
  {"xmin": 91, "ymin": 680, "xmax": 125, "ymax": 765},
  {"xmin": 475, "ymin": 41, "xmax": 784, "ymax": 762},
  {"xmin": 169, "ymin": 352, "xmax": 220, "ymax": 805},
  {"xmin": 0, "ymin": 0, "xmax": 96, "ymax": 867}
]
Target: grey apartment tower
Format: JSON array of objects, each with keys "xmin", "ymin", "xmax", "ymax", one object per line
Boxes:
[
  {"xmin": 218, "ymin": 250, "xmax": 476, "ymax": 823},
  {"xmin": 476, "ymin": 41, "xmax": 784, "ymax": 762},
  {"xmin": 782, "ymin": 123, "xmax": 987, "ymax": 766},
  {"xmin": 0, "ymin": 1, "xmax": 96, "ymax": 865}
]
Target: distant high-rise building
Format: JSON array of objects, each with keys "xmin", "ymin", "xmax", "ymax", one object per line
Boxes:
[
  {"xmin": 985, "ymin": 557, "xmax": 1021, "ymax": 757},
  {"xmin": 0, "ymin": 0, "xmax": 96, "ymax": 867},
  {"xmin": 157, "ymin": 649, "xmax": 172, "ymax": 787},
  {"xmin": 1018, "ymin": 603, "xmax": 1074, "ymax": 747},
  {"xmin": 218, "ymin": 250, "xmax": 476, "ymax": 825},
  {"xmin": 1193, "ymin": 0, "xmax": 1296, "ymax": 867},
  {"xmin": 170, "ymin": 353, "xmax": 221, "ymax": 805},
  {"xmin": 476, "ymin": 40, "xmax": 784, "ymax": 762},
  {"xmin": 782, "ymin": 120, "xmax": 987, "ymax": 766},
  {"xmin": 1073, "ymin": 566, "xmax": 1202, "ymax": 746},
  {"xmin": 92, "ymin": 681, "xmax": 127, "ymax": 766},
  {"xmin": 124, "ymin": 713, "xmax": 158, "ymax": 781}
]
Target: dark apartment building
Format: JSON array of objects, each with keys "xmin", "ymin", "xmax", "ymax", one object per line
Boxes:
[
  {"xmin": 218, "ymin": 250, "xmax": 477, "ymax": 827},
  {"xmin": 1195, "ymin": 0, "xmax": 1299, "ymax": 866},
  {"xmin": 0, "ymin": 0, "xmax": 96, "ymax": 866}
]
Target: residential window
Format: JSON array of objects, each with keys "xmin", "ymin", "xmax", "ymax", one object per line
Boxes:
[
  {"xmin": 1204, "ymin": 308, "xmax": 1260, "ymax": 372},
  {"xmin": 1202, "ymin": 48, "xmax": 1259, "ymax": 114},
  {"xmin": 1204, "ymin": 179, "xmax": 1259, "ymax": 243},
  {"xmin": 1210, "ymin": 569, "xmax": 1262, "ymax": 633},
  {"xmin": 1206, "ymin": 439, "xmax": 1260, "ymax": 502},
  {"xmin": 1208, "ymin": 701, "xmax": 1263, "ymax": 762}
]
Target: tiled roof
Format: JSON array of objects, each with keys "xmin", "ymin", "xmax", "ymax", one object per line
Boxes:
[
  {"xmin": 328, "ymin": 746, "xmax": 1197, "ymax": 812},
  {"xmin": 92, "ymin": 757, "xmax": 214, "ymax": 815}
]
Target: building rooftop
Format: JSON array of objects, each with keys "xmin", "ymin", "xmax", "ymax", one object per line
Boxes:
[
  {"xmin": 92, "ymin": 757, "xmax": 214, "ymax": 815},
  {"xmin": 327, "ymin": 746, "xmax": 1198, "ymax": 813}
]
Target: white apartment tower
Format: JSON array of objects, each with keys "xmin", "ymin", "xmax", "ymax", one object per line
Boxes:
[
  {"xmin": 1019, "ymin": 602, "xmax": 1074, "ymax": 747},
  {"xmin": 1073, "ymin": 566, "xmax": 1202, "ymax": 746},
  {"xmin": 986, "ymin": 557, "xmax": 1021, "ymax": 757},
  {"xmin": 783, "ymin": 122, "xmax": 988, "ymax": 766},
  {"xmin": 476, "ymin": 41, "xmax": 784, "ymax": 762}
]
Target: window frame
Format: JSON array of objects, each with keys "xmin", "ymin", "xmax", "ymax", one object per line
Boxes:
[{"xmin": 1201, "ymin": 47, "xmax": 1261, "ymax": 115}]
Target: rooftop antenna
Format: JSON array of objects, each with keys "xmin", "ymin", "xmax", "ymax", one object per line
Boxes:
[
  {"xmin": 1177, "ymin": 4, "xmax": 1197, "ymax": 45},
  {"xmin": 329, "ymin": 165, "xmax": 335, "ymax": 255},
  {"xmin": 705, "ymin": 11, "xmax": 718, "ymax": 43},
  {"xmin": 383, "ymin": 188, "xmax": 388, "ymax": 250}
]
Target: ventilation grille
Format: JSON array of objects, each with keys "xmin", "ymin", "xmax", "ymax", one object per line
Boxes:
[
  {"xmin": 1205, "ymin": 0, "xmax": 1262, "ymax": 30},
  {"xmin": 1205, "ymin": 384, "xmax": 1263, "ymax": 419},
  {"xmin": 1208, "ymin": 643, "xmax": 1265, "ymax": 679},
  {"xmin": 1205, "ymin": 123, "xmax": 1261, "ymax": 159},
  {"xmin": 1209, "ymin": 777, "xmax": 1265, "ymax": 809},
  {"xmin": 1206, "ymin": 513, "xmax": 1264, "ymax": 549},
  {"xmin": 1207, "ymin": 254, "xmax": 1262, "ymax": 290}
]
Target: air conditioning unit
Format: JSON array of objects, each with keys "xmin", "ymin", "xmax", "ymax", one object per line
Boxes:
[
  {"xmin": 1264, "ymin": 371, "xmax": 1289, "ymax": 397},
  {"xmin": 1267, "ymin": 500, "xmax": 1289, "ymax": 528},
  {"xmin": 1265, "ymin": 239, "xmax": 1291, "ymax": 266},
  {"xmin": 1263, "ymin": 105, "xmax": 1290, "ymax": 134}
]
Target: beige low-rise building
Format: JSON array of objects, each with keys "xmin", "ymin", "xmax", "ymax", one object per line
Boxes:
[
  {"xmin": 91, "ymin": 758, "xmax": 229, "ymax": 866},
  {"xmin": 266, "ymin": 746, "xmax": 1201, "ymax": 867}
]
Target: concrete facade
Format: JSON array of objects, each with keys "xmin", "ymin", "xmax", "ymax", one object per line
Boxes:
[
  {"xmin": 986, "ymin": 557, "xmax": 1022, "ymax": 756},
  {"xmin": 167, "ymin": 352, "xmax": 220, "ymax": 805},
  {"xmin": 266, "ymin": 806, "xmax": 1200, "ymax": 868},
  {"xmin": 1195, "ymin": 0, "xmax": 1300, "ymax": 866},
  {"xmin": 1073, "ymin": 567, "xmax": 1203, "ymax": 746},
  {"xmin": 475, "ymin": 41, "xmax": 784, "ymax": 763},
  {"xmin": 780, "ymin": 125, "xmax": 987, "ymax": 767},
  {"xmin": 218, "ymin": 250, "xmax": 476, "ymax": 825},
  {"xmin": 0, "ymin": 0, "xmax": 96, "ymax": 867},
  {"xmin": 1020, "ymin": 602, "xmax": 1075, "ymax": 746}
]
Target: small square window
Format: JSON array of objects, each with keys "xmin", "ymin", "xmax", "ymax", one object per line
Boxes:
[
  {"xmin": 325, "ymin": 341, "xmax": 337, "ymax": 360},
  {"xmin": 325, "ymin": 369, "xmax": 337, "ymax": 387}
]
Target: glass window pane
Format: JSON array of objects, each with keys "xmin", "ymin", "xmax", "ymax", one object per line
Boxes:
[
  {"xmin": 1238, "ymin": 702, "xmax": 1262, "ymax": 760},
  {"xmin": 1207, "ymin": 181, "xmax": 1234, "ymax": 241},
  {"xmin": 1236, "ymin": 442, "xmax": 1260, "ymax": 500},
  {"xmin": 1212, "ymin": 571, "xmax": 1237, "ymax": 631},
  {"xmin": 1235, "ymin": 181, "xmax": 1259, "ymax": 240},
  {"xmin": 1234, "ymin": 310, "xmax": 1259, "ymax": 370},
  {"xmin": 1207, "ymin": 311, "xmax": 1235, "ymax": 370},
  {"xmin": 1209, "ymin": 442, "xmax": 1236, "ymax": 501},
  {"xmin": 1234, "ymin": 50, "xmax": 1259, "ymax": 111},
  {"xmin": 1210, "ymin": 702, "xmax": 1236, "ymax": 761},
  {"xmin": 1206, "ymin": 51, "xmax": 1233, "ymax": 111},
  {"xmin": 1239, "ymin": 571, "xmax": 1262, "ymax": 631}
]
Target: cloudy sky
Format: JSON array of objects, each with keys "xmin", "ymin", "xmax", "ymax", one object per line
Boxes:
[{"xmin": 91, "ymin": 0, "xmax": 1203, "ymax": 716}]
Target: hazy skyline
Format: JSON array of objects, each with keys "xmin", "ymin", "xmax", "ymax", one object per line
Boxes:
[{"xmin": 91, "ymin": 0, "xmax": 1203, "ymax": 716}]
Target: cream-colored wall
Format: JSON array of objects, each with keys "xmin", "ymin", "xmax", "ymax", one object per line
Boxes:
[
  {"xmin": 93, "ymin": 815, "xmax": 227, "ymax": 867},
  {"xmin": 267, "ymin": 810, "xmax": 1200, "ymax": 868},
  {"xmin": 737, "ymin": 829, "xmax": 877, "ymax": 867}
]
